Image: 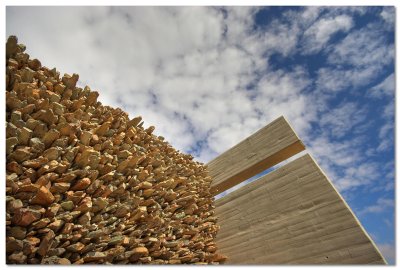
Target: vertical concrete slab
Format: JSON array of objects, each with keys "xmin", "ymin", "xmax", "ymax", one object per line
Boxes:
[{"xmin": 214, "ymin": 154, "xmax": 386, "ymax": 264}]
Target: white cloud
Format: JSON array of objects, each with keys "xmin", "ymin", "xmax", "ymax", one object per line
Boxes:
[
  {"xmin": 319, "ymin": 102, "xmax": 366, "ymax": 138},
  {"xmin": 368, "ymin": 73, "xmax": 395, "ymax": 99},
  {"xmin": 360, "ymin": 198, "xmax": 394, "ymax": 215},
  {"xmin": 328, "ymin": 27, "xmax": 394, "ymax": 68},
  {"xmin": 302, "ymin": 14, "xmax": 353, "ymax": 54},
  {"xmin": 380, "ymin": 6, "xmax": 395, "ymax": 30},
  {"xmin": 317, "ymin": 24, "xmax": 394, "ymax": 95}
]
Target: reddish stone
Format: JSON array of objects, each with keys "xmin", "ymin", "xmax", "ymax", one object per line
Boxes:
[{"xmin": 12, "ymin": 208, "xmax": 41, "ymax": 227}]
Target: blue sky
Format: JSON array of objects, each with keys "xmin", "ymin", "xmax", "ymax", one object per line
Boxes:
[{"xmin": 6, "ymin": 6, "xmax": 395, "ymax": 264}]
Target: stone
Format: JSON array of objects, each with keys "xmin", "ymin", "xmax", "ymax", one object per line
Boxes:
[
  {"xmin": 25, "ymin": 237, "xmax": 40, "ymax": 247},
  {"xmin": 6, "ymin": 238, "xmax": 24, "ymax": 253},
  {"xmin": 6, "ymin": 161, "xmax": 23, "ymax": 174},
  {"xmin": 20, "ymin": 68, "xmax": 35, "ymax": 83},
  {"xmin": 37, "ymin": 229, "xmax": 55, "ymax": 256},
  {"xmin": 128, "ymin": 116, "xmax": 142, "ymax": 127},
  {"xmin": 61, "ymin": 201, "xmax": 75, "ymax": 211},
  {"xmin": 44, "ymin": 204, "xmax": 60, "ymax": 218},
  {"xmin": 22, "ymin": 239, "xmax": 38, "ymax": 255},
  {"xmin": 43, "ymin": 147, "xmax": 61, "ymax": 161},
  {"xmin": 48, "ymin": 91, "xmax": 61, "ymax": 103},
  {"xmin": 117, "ymin": 150, "xmax": 131, "ymax": 159},
  {"xmin": 29, "ymin": 137, "xmax": 45, "ymax": 152},
  {"xmin": 50, "ymin": 182, "xmax": 71, "ymax": 193},
  {"xmin": 143, "ymin": 189, "xmax": 155, "ymax": 198},
  {"xmin": 77, "ymin": 212, "xmax": 91, "ymax": 225},
  {"xmin": 139, "ymin": 181, "xmax": 152, "ymax": 189},
  {"xmin": 7, "ymin": 122, "xmax": 19, "ymax": 138},
  {"xmin": 59, "ymin": 122, "xmax": 77, "ymax": 136},
  {"xmin": 42, "ymin": 129, "xmax": 60, "ymax": 148},
  {"xmin": 32, "ymin": 218, "xmax": 51, "ymax": 229},
  {"xmin": 7, "ymin": 251, "xmax": 27, "ymax": 264},
  {"xmin": 87, "ymin": 230, "xmax": 105, "ymax": 240},
  {"xmin": 75, "ymin": 197, "xmax": 92, "ymax": 213},
  {"xmin": 83, "ymin": 251, "xmax": 107, "ymax": 263},
  {"xmin": 10, "ymin": 147, "xmax": 32, "ymax": 163},
  {"xmin": 86, "ymin": 91, "xmax": 99, "ymax": 106},
  {"xmin": 80, "ymin": 131, "xmax": 92, "ymax": 146},
  {"xmin": 114, "ymin": 205, "xmax": 129, "ymax": 218},
  {"xmin": 22, "ymin": 157, "xmax": 48, "ymax": 169},
  {"xmin": 9, "ymin": 226, "xmax": 26, "ymax": 240},
  {"xmin": 48, "ymin": 219, "xmax": 64, "ymax": 232},
  {"xmin": 61, "ymin": 223, "xmax": 74, "ymax": 234},
  {"xmin": 18, "ymin": 127, "xmax": 32, "ymax": 145},
  {"xmin": 66, "ymin": 242, "xmax": 85, "ymax": 253},
  {"xmin": 7, "ymin": 199, "xmax": 23, "ymax": 213},
  {"xmin": 47, "ymin": 247, "xmax": 66, "ymax": 257},
  {"xmin": 71, "ymin": 178, "xmax": 91, "ymax": 191},
  {"xmin": 28, "ymin": 58, "xmax": 41, "ymax": 70},
  {"xmin": 12, "ymin": 208, "xmax": 41, "ymax": 227},
  {"xmin": 75, "ymin": 148, "xmax": 100, "ymax": 169},
  {"xmin": 108, "ymin": 235, "xmax": 124, "ymax": 246},
  {"xmin": 17, "ymin": 183, "xmax": 39, "ymax": 192},
  {"xmin": 6, "ymin": 35, "xmax": 18, "ymax": 58},
  {"xmin": 211, "ymin": 253, "xmax": 227, "ymax": 262},
  {"xmin": 5, "ymin": 37, "xmax": 223, "ymax": 265},
  {"xmin": 20, "ymin": 103, "xmax": 36, "ymax": 115},
  {"xmin": 52, "ymin": 102, "xmax": 64, "ymax": 115},
  {"xmin": 168, "ymin": 259, "xmax": 182, "ymax": 264},
  {"xmin": 66, "ymin": 191, "xmax": 86, "ymax": 205},
  {"xmin": 33, "ymin": 109, "xmax": 57, "ymax": 126},
  {"xmin": 30, "ymin": 186, "xmax": 55, "ymax": 206},
  {"xmin": 95, "ymin": 121, "xmax": 111, "ymax": 136},
  {"xmin": 41, "ymin": 256, "xmax": 71, "ymax": 265},
  {"xmin": 129, "ymin": 247, "xmax": 149, "ymax": 262},
  {"xmin": 62, "ymin": 73, "xmax": 79, "ymax": 89}
]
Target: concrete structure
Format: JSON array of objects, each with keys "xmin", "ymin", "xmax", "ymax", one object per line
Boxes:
[{"xmin": 208, "ymin": 117, "xmax": 386, "ymax": 264}]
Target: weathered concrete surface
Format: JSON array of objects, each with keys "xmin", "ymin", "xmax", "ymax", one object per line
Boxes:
[
  {"xmin": 215, "ymin": 154, "xmax": 386, "ymax": 264},
  {"xmin": 207, "ymin": 116, "xmax": 305, "ymax": 195}
]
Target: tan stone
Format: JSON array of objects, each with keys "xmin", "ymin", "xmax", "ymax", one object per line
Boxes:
[
  {"xmin": 129, "ymin": 247, "xmax": 149, "ymax": 262},
  {"xmin": 62, "ymin": 73, "xmax": 79, "ymax": 89},
  {"xmin": 31, "ymin": 186, "xmax": 55, "ymax": 206},
  {"xmin": 10, "ymin": 147, "xmax": 32, "ymax": 163},
  {"xmin": 37, "ymin": 230, "xmax": 55, "ymax": 256},
  {"xmin": 9, "ymin": 226, "xmax": 26, "ymax": 240},
  {"xmin": 32, "ymin": 218, "xmax": 51, "ymax": 229},
  {"xmin": 66, "ymin": 242, "xmax": 85, "ymax": 253},
  {"xmin": 43, "ymin": 147, "xmax": 61, "ymax": 161},
  {"xmin": 83, "ymin": 251, "xmax": 107, "ymax": 262},
  {"xmin": 50, "ymin": 183, "xmax": 71, "ymax": 193},
  {"xmin": 42, "ymin": 256, "xmax": 71, "ymax": 265},
  {"xmin": 18, "ymin": 127, "xmax": 32, "ymax": 145},
  {"xmin": 71, "ymin": 178, "xmax": 91, "ymax": 191},
  {"xmin": 48, "ymin": 219, "xmax": 64, "ymax": 232}
]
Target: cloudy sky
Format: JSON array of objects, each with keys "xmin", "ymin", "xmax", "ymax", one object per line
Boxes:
[{"xmin": 6, "ymin": 6, "xmax": 395, "ymax": 264}]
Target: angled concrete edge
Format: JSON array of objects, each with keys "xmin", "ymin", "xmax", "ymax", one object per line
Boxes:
[{"xmin": 207, "ymin": 116, "xmax": 305, "ymax": 195}]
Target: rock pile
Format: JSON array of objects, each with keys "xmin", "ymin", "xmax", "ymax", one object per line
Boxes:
[{"xmin": 5, "ymin": 36, "xmax": 226, "ymax": 264}]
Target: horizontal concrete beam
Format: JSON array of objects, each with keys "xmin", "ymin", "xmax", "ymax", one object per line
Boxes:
[
  {"xmin": 215, "ymin": 154, "xmax": 386, "ymax": 264},
  {"xmin": 207, "ymin": 116, "xmax": 305, "ymax": 195}
]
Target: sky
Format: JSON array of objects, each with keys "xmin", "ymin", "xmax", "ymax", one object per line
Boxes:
[{"xmin": 6, "ymin": 6, "xmax": 395, "ymax": 264}]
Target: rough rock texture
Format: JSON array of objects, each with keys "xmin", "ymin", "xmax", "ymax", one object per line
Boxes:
[{"xmin": 6, "ymin": 36, "xmax": 226, "ymax": 265}]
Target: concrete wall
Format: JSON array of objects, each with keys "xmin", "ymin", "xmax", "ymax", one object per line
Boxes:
[{"xmin": 214, "ymin": 154, "xmax": 386, "ymax": 264}]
